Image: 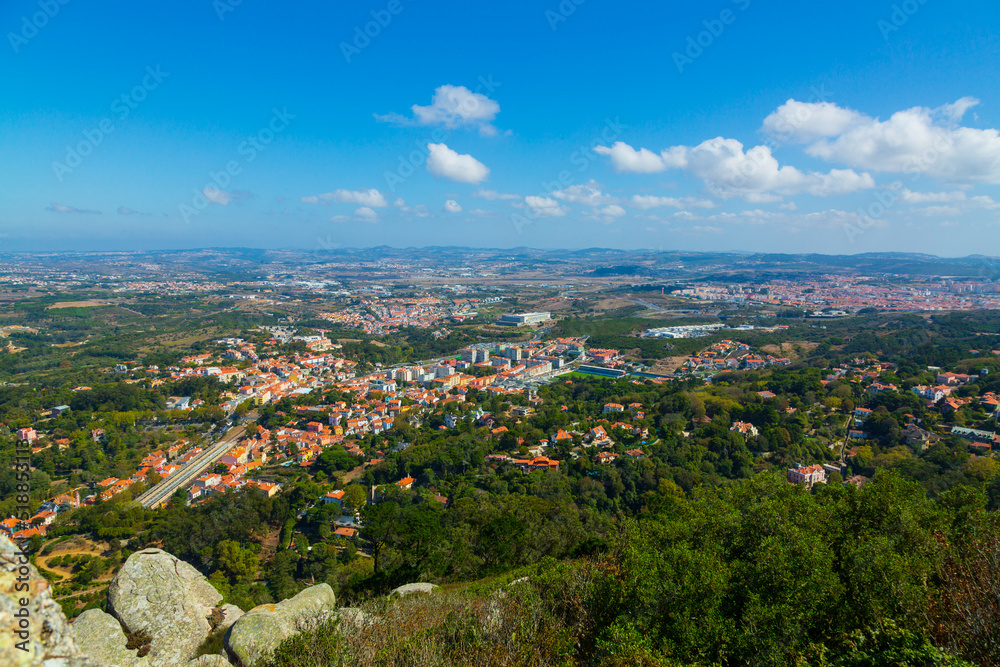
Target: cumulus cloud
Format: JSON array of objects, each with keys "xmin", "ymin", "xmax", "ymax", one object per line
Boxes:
[
  {"xmin": 598, "ymin": 204, "xmax": 626, "ymax": 218},
  {"xmin": 524, "ymin": 196, "xmax": 568, "ymax": 217},
  {"xmin": 355, "ymin": 206, "xmax": 379, "ymax": 221},
  {"xmin": 443, "ymin": 199, "xmax": 463, "ymax": 213},
  {"xmin": 46, "ymin": 202, "xmax": 101, "ymax": 214},
  {"xmin": 376, "ymin": 85, "xmax": 501, "ymax": 136},
  {"xmin": 763, "ymin": 97, "xmax": 1000, "ymax": 183},
  {"xmin": 552, "ymin": 180, "xmax": 617, "ymax": 207},
  {"xmin": 203, "ymin": 187, "xmax": 233, "ymax": 205},
  {"xmin": 426, "ymin": 143, "xmax": 490, "ymax": 184},
  {"xmin": 762, "ymin": 99, "xmax": 862, "ymax": 142},
  {"xmin": 594, "ymin": 142, "xmax": 681, "ymax": 173},
  {"xmin": 474, "ymin": 188, "xmax": 521, "ymax": 201},
  {"xmin": 596, "ymin": 138, "xmax": 873, "ymax": 199},
  {"xmin": 302, "ymin": 188, "xmax": 388, "ymax": 207}
]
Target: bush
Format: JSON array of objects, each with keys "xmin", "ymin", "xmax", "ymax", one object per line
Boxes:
[{"xmin": 260, "ymin": 581, "xmax": 580, "ymax": 667}]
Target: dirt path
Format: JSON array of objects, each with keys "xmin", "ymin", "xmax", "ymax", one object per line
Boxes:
[
  {"xmin": 259, "ymin": 527, "xmax": 281, "ymax": 561},
  {"xmin": 37, "ymin": 544, "xmax": 110, "ymax": 582}
]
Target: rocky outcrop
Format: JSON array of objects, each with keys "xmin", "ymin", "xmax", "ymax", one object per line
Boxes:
[
  {"xmin": 0, "ymin": 534, "xmax": 100, "ymax": 667},
  {"xmin": 2, "ymin": 537, "xmax": 353, "ymax": 667},
  {"xmin": 225, "ymin": 584, "xmax": 337, "ymax": 666},
  {"xmin": 214, "ymin": 604, "xmax": 244, "ymax": 635},
  {"xmin": 71, "ymin": 609, "xmax": 146, "ymax": 667},
  {"xmin": 390, "ymin": 582, "xmax": 439, "ymax": 597},
  {"xmin": 106, "ymin": 548, "xmax": 223, "ymax": 666}
]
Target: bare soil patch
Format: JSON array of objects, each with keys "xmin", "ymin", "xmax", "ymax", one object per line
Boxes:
[
  {"xmin": 47, "ymin": 300, "xmax": 112, "ymax": 309},
  {"xmin": 760, "ymin": 341, "xmax": 819, "ymax": 360},
  {"xmin": 649, "ymin": 356, "xmax": 688, "ymax": 375}
]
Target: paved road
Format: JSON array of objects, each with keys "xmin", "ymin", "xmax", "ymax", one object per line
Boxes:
[
  {"xmin": 135, "ymin": 410, "xmax": 258, "ymax": 509},
  {"xmin": 624, "ymin": 296, "xmax": 669, "ymax": 316},
  {"xmin": 838, "ymin": 414, "xmax": 853, "ymax": 464}
]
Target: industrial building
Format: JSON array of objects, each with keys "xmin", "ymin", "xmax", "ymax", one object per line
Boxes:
[{"xmin": 498, "ymin": 312, "xmax": 551, "ymax": 326}]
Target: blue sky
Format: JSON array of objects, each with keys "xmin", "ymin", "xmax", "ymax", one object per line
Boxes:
[{"xmin": 2, "ymin": 0, "xmax": 999, "ymax": 254}]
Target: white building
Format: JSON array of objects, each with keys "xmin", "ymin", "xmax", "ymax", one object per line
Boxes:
[{"xmin": 498, "ymin": 312, "xmax": 551, "ymax": 326}]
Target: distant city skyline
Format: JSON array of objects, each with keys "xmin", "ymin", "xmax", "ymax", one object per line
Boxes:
[{"xmin": 2, "ymin": 1, "xmax": 999, "ymax": 254}]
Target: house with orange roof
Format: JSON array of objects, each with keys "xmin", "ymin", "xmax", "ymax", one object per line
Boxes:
[
  {"xmin": 14, "ymin": 526, "xmax": 46, "ymax": 541},
  {"xmin": 396, "ymin": 476, "xmax": 416, "ymax": 490},
  {"xmin": 788, "ymin": 464, "xmax": 826, "ymax": 488},
  {"xmin": 588, "ymin": 425, "xmax": 611, "ymax": 445},
  {"xmin": 551, "ymin": 429, "xmax": 573, "ymax": 442},
  {"xmin": 730, "ymin": 421, "xmax": 759, "ymax": 437},
  {"xmin": 254, "ymin": 481, "xmax": 282, "ymax": 497},
  {"xmin": 513, "ymin": 456, "xmax": 560, "ymax": 472},
  {"xmin": 323, "ymin": 490, "xmax": 346, "ymax": 508},
  {"xmin": 1, "ymin": 517, "xmax": 21, "ymax": 536}
]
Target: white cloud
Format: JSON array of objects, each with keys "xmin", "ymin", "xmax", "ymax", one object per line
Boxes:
[
  {"xmin": 474, "ymin": 188, "xmax": 521, "ymax": 201},
  {"xmin": 596, "ymin": 138, "xmax": 874, "ymax": 199},
  {"xmin": 762, "ymin": 99, "xmax": 862, "ymax": 142},
  {"xmin": 913, "ymin": 205, "xmax": 962, "ymax": 217},
  {"xmin": 594, "ymin": 142, "xmax": 682, "ymax": 173},
  {"xmin": 302, "ymin": 188, "xmax": 388, "ymax": 207},
  {"xmin": 598, "ymin": 204, "xmax": 626, "ymax": 218},
  {"xmin": 426, "ymin": 143, "xmax": 490, "ymax": 184},
  {"xmin": 899, "ymin": 189, "xmax": 967, "ymax": 204},
  {"xmin": 763, "ymin": 97, "xmax": 1000, "ymax": 183},
  {"xmin": 524, "ymin": 196, "xmax": 568, "ymax": 217},
  {"xmin": 376, "ymin": 85, "xmax": 501, "ymax": 136},
  {"xmin": 46, "ymin": 202, "xmax": 101, "ymax": 214},
  {"xmin": 117, "ymin": 206, "xmax": 149, "ymax": 216},
  {"xmin": 656, "ymin": 206, "xmax": 891, "ymax": 236},
  {"xmin": 552, "ymin": 180, "xmax": 617, "ymax": 207},
  {"xmin": 203, "ymin": 187, "xmax": 232, "ymax": 205},
  {"xmin": 630, "ymin": 195, "xmax": 715, "ymax": 210},
  {"xmin": 970, "ymin": 195, "xmax": 1000, "ymax": 209},
  {"xmin": 355, "ymin": 206, "xmax": 379, "ymax": 221},
  {"xmin": 443, "ymin": 200, "xmax": 463, "ymax": 213},
  {"xmin": 333, "ymin": 188, "xmax": 388, "ymax": 207},
  {"xmin": 683, "ymin": 138, "xmax": 874, "ymax": 198}
]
